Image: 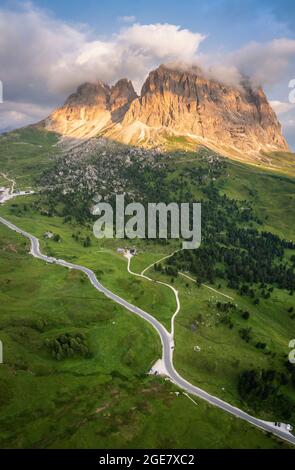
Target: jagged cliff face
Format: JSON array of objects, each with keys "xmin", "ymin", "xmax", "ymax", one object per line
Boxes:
[
  {"xmin": 45, "ymin": 65, "xmax": 289, "ymax": 155},
  {"xmin": 46, "ymin": 79, "xmax": 137, "ymax": 139},
  {"xmin": 122, "ymin": 65, "xmax": 288, "ymax": 152}
]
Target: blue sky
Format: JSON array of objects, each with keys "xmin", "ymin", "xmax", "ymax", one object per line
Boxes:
[
  {"xmin": 10, "ymin": 0, "xmax": 294, "ymax": 49},
  {"xmin": 0, "ymin": 0, "xmax": 295, "ymax": 148}
]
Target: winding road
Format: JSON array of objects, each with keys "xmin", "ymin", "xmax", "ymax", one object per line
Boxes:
[
  {"xmin": 1, "ymin": 214, "xmax": 295, "ymax": 446},
  {"xmin": 126, "ymin": 251, "xmax": 180, "ymax": 336}
]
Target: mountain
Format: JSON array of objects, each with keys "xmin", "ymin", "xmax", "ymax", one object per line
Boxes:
[
  {"xmin": 46, "ymin": 79, "xmax": 137, "ymax": 139},
  {"xmin": 45, "ymin": 64, "xmax": 289, "ymax": 157}
]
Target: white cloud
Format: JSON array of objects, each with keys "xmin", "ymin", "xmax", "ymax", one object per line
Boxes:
[
  {"xmin": 49, "ymin": 23, "xmax": 205, "ymax": 93},
  {"xmin": 197, "ymin": 38, "xmax": 295, "ymax": 91},
  {"xmin": 202, "ymin": 64, "xmax": 244, "ymax": 89},
  {"xmin": 282, "ymin": 118, "xmax": 295, "ymax": 128},
  {"xmin": 118, "ymin": 15, "xmax": 136, "ymax": 23},
  {"xmin": 0, "ymin": 101, "xmax": 53, "ymax": 132},
  {"xmin": 0, "ymin": 5, "xmax": 206, "ymax": 130},
  {"xmin": 118, "ymin": 23, "xmax": 205, "ymax": 61},
  {"xmin": 0, "ymin": 5, "xmax": 205, "ymax": 96},
  {"xmin": 2, "ymin": 3, "xmax": 295, "ymax": 136},
  {"xmin": 270, "ymin": 100, "xmax": 295, "ymax": 114},
  {"xmin": 230, "ymin": 39, "xmax": 295, "ymax": 87}
]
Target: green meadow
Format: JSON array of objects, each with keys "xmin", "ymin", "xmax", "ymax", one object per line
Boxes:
[
  {"xmin": 0, "ymin": 198, "xmax": 176, "ymax": 329},
  {"xmin": 0, "ymin": 127, "xmax": 58, "ymax": 187},
  {"xmin": 0, "ymin": 129, "xmax": 295, "ymax": 447},
  {"xmin": 143, "ymin": 267, "xmax": 295, "ymax": 419},
  {"xmin": 0, "ymin": 223, "xmax": 289, "ymax": 449}
]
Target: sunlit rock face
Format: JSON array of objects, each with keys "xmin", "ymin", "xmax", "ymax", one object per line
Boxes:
[{"xmin": 46, "ymin": 64, "xmax": 289, "ymax": 154}]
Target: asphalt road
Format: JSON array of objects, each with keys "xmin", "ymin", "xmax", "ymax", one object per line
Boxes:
[{"xmin": 1, "ymin": 214, "xmax": 295, "ymax": 446}]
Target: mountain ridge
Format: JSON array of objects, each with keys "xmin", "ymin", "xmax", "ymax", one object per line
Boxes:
[{"xmin": 45, "ymin": 64, "xmax": 289, "ymax": 159}]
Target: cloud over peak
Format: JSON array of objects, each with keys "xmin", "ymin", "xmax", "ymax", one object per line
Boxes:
[
  {"xmin": 0, "ymin": 5, "xmax": 205, "ymax": 100},
  {"xmin": 1, "ymin": 2, "xmax": 295, "ymax": 145}
]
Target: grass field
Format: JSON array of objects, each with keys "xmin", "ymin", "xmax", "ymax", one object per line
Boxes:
[
  {"xmin": 135, "ymin": 257, "xmax": 295, "ymax": 421},
  {"xmin": 0, "ymin": 199, "xmax": 176, "ymax": 329},
  {"xmin": 165, "ymin": 149, "xmax": 295, "ymax": 241},
  {"xmin": 1, "ymin": 130, "xmax": 295, "ymax": 447},
  {"xmin": 0, "ymin": 127, "xmax": 58, "ymax": 188},
  {"xmin": 217, "ymin": 159, "xmax": 295, "ymax": 241},
  {"xmin": 1, "ymin": 194, "xmax": 294, "ymax": 425},
  {"xmin": 0, "ymin": 223, "xmax": 289, "ymax": 448}
]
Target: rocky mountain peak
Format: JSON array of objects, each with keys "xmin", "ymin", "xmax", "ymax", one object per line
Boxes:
[
  {"xmin": 110, "ymin": 79, "xmax": 137, "ymax": 121},
  {"xmin": 140, "ymin": 64, "xmax": 203, "ymax": 95},
  {"xmin": 45, "ymin": 64, "xmax": 289, "ymax": 156},
  {"xmin": 46, "ymin": 78, "xmax": 137, "ymax": 139},
  {"xmin": 64, "ymin": 81, "xmax": 110, "ymax": 112}
]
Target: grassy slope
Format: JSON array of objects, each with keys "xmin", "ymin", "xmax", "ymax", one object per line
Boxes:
[
  {"xmin": 218, "ymin": 159, "xmax": 295, "ymax": 241},
  {"xmin": 0, "ymin": 130, "xmax": 295, "ymax": 446},
  {"xmin": 0, "ymin": 198, "xmax": 177, "ymax": 329},
  {"xmin": 0, "ymin": 223, "xmax": 287, "ymax": 449},
  {"xmin": 164, "ymin": 272, "xmax": 294, "ymax": 418},
  {"xmin": 0, "ymin": 127, "xmax": 58, "ymax": 188},
  {"xmin": 133, "ymin": 154, "xmax": 295, "ymax": 422},
  {"xmin": 164, "ymin": 135, "xmax": 295, "ymax": 177}
]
